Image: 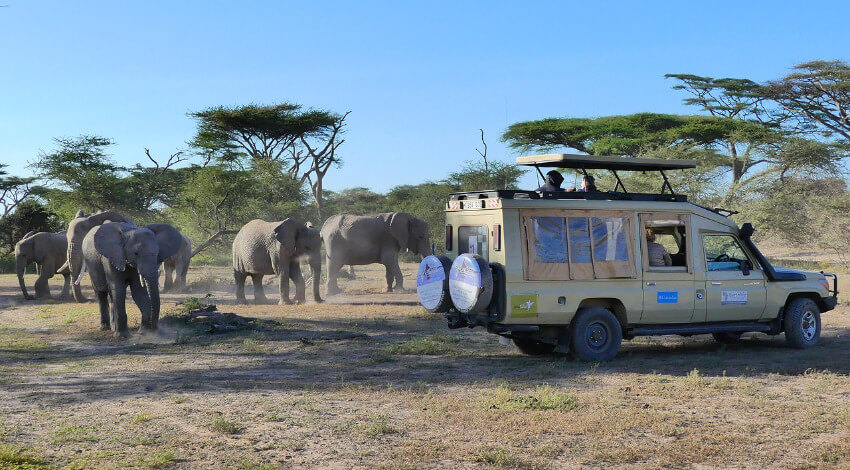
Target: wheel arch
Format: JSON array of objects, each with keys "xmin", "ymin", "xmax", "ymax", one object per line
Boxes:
[
  {"xmin": 577, "ymin": 298, "xmax": 628, "ymax": 329},
  {"xmin": 784, "ymin": 291, "xmax": 827, "ymax": 313}
]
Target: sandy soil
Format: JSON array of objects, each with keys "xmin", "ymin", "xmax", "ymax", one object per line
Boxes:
[{"xmin": 0, "ymin": 263, "xmax": 848, "ymax": 469}]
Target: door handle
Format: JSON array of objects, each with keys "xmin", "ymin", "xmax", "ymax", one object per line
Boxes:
[
  {"xmin": 711, "ymin": 282, "xmax": 722, "ymax": 285},
  {"xmin": 646, "ymin": 282, "xmax": 656, "ymax": 286}
]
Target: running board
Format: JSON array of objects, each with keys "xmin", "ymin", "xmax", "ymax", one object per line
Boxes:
[{"xmin": 628, "ymin": 322, "xmax": 771, "ymax": 337}]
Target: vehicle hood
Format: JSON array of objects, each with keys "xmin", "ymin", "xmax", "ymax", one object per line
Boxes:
[{"xmin": 773, "ymin": 266, "xmax": 823, "ymax": 280}]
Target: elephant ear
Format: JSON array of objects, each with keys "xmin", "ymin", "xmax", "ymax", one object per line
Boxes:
[
  {"xmin": 386, "ymin": 212, "xmax": 411, "ymax": 251},
  {"xmin": 94, "ymin": 223, "xmax": 127, "ymax": 272},
  {"xmin": 273, "ymin": 219, "xmax": 301, "ymax": 258},
  {"xmin": 145, "ymin": 224, "xmax": 183, "ymax": 263}
]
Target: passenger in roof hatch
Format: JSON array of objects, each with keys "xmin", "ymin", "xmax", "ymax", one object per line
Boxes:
[
  {"xmin": 566, "ymin": 174, "xmax": 598, "ymax": 193},
  {"xmin": 536, "ymin": 170, "xmax": 564, "ymax": 192}
]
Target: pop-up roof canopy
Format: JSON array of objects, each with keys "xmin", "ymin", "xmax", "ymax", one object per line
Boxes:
[
  {"xmin": 516, "ymin": 153, "xmax": 696, "ymax": 171},
  {"xmin": 516, "ymin": 153, "xmax": 695, "ymax": 197}
]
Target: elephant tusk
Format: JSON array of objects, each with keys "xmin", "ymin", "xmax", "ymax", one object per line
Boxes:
[{"xmin": 74, "ymin": 262, "xmax": 87, "ymax": 286}]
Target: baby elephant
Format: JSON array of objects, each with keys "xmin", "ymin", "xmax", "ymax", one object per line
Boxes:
[
  {"xmin": 232, "ymin": 219, "xmax": 323, "ymax": 305},
  {"xmin": 83, "ymin": 222, "xmax": 182, "ymax": 338}
]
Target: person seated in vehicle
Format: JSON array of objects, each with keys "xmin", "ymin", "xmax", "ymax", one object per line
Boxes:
[
  {"xmin": 566, "ymin": 174, "xmax": 598, "ymax": 193},
  {"xmin": 536, "ymin": 170, "xmax": 565, "ymax": 192},
  {"xmin": 646, "ymin": 228, "xmax": 672, "ymax": 267}
]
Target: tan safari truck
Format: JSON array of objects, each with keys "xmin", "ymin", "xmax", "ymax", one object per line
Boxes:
[{"xmin": 415, "ymin": 154, "xmax": 838, "ymax": 361}]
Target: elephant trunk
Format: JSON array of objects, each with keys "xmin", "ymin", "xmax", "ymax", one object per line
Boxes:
[
  {"xmin": 144, "ymin": 274, "xmax": 161, "ymax": 330},
  {"xmin": 15, "ymin": 254, "xmax": 32, "ymax": 300},
  {"xmin": 310, "ymin": 259, "xmax": 323, "ymax": 303},
  {"xmin": 68, "ymin": 242, "xmax": 87, "ymax": 303}
]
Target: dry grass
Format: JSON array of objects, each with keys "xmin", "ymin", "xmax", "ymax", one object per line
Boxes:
[{"xmin": 0, "ymin": 263, "xmax": 849, "ymax": 468}]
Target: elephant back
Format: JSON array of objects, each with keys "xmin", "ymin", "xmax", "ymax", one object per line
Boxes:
[{"xmin": 232, "ymin": 219, "xmax": 279, "ymax": 274}]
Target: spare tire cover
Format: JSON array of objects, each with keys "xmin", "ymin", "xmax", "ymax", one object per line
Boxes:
[
  {"xmin": 449, "ymin": 254, "xmax": 493, "ymax": 314},
  {"xmin": 416, "ymin": 255, "xmax": 453, "ymax": 313}
]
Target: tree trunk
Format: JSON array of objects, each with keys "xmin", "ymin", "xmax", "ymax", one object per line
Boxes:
[{"xmin": 190, "ymin": 230, "xmax": 239, "ymax": 258}]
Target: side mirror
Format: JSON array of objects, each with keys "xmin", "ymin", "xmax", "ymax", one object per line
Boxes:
[{"xmin": 741, "ymin": 260, "xmax": 752, "ymax": 276}]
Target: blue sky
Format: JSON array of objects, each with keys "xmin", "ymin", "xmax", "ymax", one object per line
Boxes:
[{"xmin": 1, "ymin": 1, "xmax": 848, "ymax": 192}]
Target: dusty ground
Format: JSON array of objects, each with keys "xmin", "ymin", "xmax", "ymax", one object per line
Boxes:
[{"xmin": 0, "ymin": 262, "xmax": 849, "ymax": 469}]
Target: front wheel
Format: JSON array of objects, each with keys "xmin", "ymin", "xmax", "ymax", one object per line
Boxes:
[
  {"xmin": 784, "ymin": 298, "xmax": 821, "ymax": 349},
  {"xmin": 569, "ymin": 307, "xmax": 622, "ymax": 361},
  {"xmin": 512, "ymin": 337, "xmax": 556, "ymax": 356}
]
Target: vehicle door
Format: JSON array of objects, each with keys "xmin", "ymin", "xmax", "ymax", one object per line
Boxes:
[
  {"xmin": 701, "ymin": 233, "xmax": 767, "ymax": 322},
  {"xmin": 639, "ymin": 213, "xmax": 697, "ymax": 324}
]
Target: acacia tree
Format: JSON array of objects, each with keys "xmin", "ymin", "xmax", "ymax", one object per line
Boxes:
[
  {"xmin": 189, "ymin": 103, "xmax": 347, "ymax": 219},
  {"xmin": 758, "ymin": 60, "xmax": 850, "ymax": 142},
  {"xmin": 0, "ymin": 163, "xmax": 41, "ymax": 219}
]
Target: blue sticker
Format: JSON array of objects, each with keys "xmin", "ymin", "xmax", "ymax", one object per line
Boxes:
[{"xmin": 657, "ymin": 291, "xmax": 678, "ymax": 303}]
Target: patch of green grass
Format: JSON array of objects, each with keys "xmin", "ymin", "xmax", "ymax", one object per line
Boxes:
[
  {"xmin": 0, "ymin": 445, "xmax": 50, "ymax": 469},
  {"xmin": 52, "ymin": 424, "xmax": 99, "ymax": 444},
  {"xmin": 683, "ymin": 368, "xmax": 706, "ymax": 388},
  {"xmin": 123, "ymin": 435, "xmax": 158, "ymax": 447},
  {"xmin": 475, "ymin": 447, "xmax": 540, "ymax": 469},
  {"xmin": 488, "ymin": 385, "xmax": 579, "ymax": 411},
  {"xmin": 210, "ymin": 417, "xmax": 243, "ymax": 435},
  {"xmin": 385, "ymin": 333, "xmax": 458, "ymax": 356},
  {"xmin": 135, "ymin": 449, "xmax": 176, "ymax": 469},
  {"xmin": 236, "ymin": 460, "xmax": 279, "ymax": 470},
  {"xmin": 131, "ymin": 413, "xmax": 152, "ymax": 424},
  {"xmin": 359, "ymin": 415, "xmax": 397, "ymax": 437}
]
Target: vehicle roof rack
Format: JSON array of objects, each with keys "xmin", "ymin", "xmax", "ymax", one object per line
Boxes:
[
  {"xmin": 517, "ymin": 153, "xmax": 695, "ymax": 197},
  {"xmin": 448, "ymin": 189, "xmax": 687, "ymax": 202}
]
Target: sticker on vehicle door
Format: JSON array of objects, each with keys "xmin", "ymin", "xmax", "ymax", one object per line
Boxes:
[
  {"xmin": 511, "ymin": 294, "xmax": 538, "ymax": 318},
  {"xmin": 721, "ymin": 290, "xmax": 748, "ymax": 305},
  {"xmin": 657, "ymin": 291, "xmax": 678, "ymax": 303}
]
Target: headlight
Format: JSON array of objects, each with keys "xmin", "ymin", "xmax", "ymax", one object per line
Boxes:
[{"xmin": 819, "ymin": 279, "xmax": 830, "ymax": 292}]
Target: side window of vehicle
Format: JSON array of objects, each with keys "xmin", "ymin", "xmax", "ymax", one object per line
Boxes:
[
  {"xmin": 530, "ymin": 217, "xmax": 568, "ymax": 263},
  {"xmin": 703, "ymin": 235, "xmax": 750, "ymax": 272},
  {"xmin": 640, "ymin": 214, "xmax": 690, "ymax": 272},
  {"xmin": 458, "ymin": 225, "xmax": 489, "ymax": 261}
]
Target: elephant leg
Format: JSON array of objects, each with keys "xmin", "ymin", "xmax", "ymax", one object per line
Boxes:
[
  {"xmin": 384, "ymin": 265, "xmax": 394, "ymax": 293},
  {"xmin": 97, "ymin": 290, "xmax": 110, "ymax": 330},
  {"xmin": 129, "ymin": 275, "xmax": 153, "ymax": 332},
  {"xmin": 234, "ymin": 271, "xmax": 248, "ymax": 304},
  {"xmin": 325, "ymin": 257, "xmax": 343, "ymax": 296},
  {"xmin": 60, "ymin": 273, "xmax": 71, "ymax": 299},
  {"xmin": 163, "ymin": 263, "xmax": 174, "ymax": 292},
  {"xmin": 392, "ymin": 261, "xmax": 404, "ymax": 291},
  {"xmin": 289, "ymin": 261, "xmax": 306, "ymax": 304},
  {"xmin": 177, "ymin": 261, "xmax": 189, "ymax": 292},
  {"xmin": 251, "ymin": 274, "xmax": 268, "ymax": 304},
  {"xmin": 34, "ymin": 267, "xmax": 52, "ymax": 299},
  {"xmin": 108, "ymin": 282, "xmax": 130, "ymax": 338},
  {"xmin": 278, "ymin": 262, "xmax": 292, "ymax": 305}
]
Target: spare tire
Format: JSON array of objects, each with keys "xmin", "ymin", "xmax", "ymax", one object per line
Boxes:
[
  {"xmin": 416, "ymin": 255, "xmax": 454, "ymax": 313},
  {"xmin": 449, "ymin": 254, "xmax": 493, "ymax": 314}
]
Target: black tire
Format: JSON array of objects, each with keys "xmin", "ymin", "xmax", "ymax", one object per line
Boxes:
[
  {"xmin": 569, "ymin": 307, "xmax": 622, "ymax": 362},
  {"xmin": 784, "ymin": 298, "xmax": 821, "ymax": 349},
  {"xmin": 712, "ymin": 332, "xmax": 743, "ymax": 344},
  {"xmin": 512, "ymin": 337, "xmax": 556, "ymax": 356}
]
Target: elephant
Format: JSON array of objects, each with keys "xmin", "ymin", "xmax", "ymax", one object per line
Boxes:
[
  {"xmin": 162, "ymin": 234, "xmax": 191, "ymax": 293},
  {"xmin": 82, "ymin": 222, "xmax": 182, "ymax": 338},
  {"xmin": 232, "ymin": 218, "xmax": 323, "ymax": 305},
  {"xmin": 15, "ymin": 231, "xmax": 71, "ymax": 300},
  {"xmin": 65, "ymin": 210, "xmax": 134, "ymax": 302},
  {"xmin": 321, "ymin": 212, "xmax": 430, "ymax": 295}
]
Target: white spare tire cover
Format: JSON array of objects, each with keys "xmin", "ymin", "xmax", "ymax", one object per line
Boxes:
[
  {"xmin": 449, "ymin": 254, "xmax": 493, "ymax": 314},
  {"xmin": 416, "ymin": 255, "xmax": 453, "ymax": 313}
]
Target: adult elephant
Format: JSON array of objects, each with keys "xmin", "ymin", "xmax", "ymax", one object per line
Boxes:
[
  {"xmin": 65, "ymin": 210, "xmax": 134, "ymax": 302},
  {"xmin": 232, "ymin": 219, "xmax": 323, "ymax": 305},
  {"xmin": 15, "ymin": 231, "xmax": 71, "ymax": 300},
  {"xmin": 321, "ymin": 212, "xmax": 430, "ymax": 295},
  {"xmin": 82, "ymin": 222, "xmax": 182, "ymax": 338},
  {"xmin": 162, "ymin": 234, "xmax": 191, "ymax": 293}
]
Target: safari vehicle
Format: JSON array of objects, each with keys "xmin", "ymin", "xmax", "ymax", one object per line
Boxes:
[{"xmin": 415, "ymin": 154, "xmax": 839, "ymax": 361}]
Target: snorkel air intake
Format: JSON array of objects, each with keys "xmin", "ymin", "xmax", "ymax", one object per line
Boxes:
[{"xmin": 739, "ymin": 223, "xmax": 805, "ymax": 282}]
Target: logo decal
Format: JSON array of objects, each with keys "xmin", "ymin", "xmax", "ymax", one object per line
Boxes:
[
  {"xmin": 657, "ymin": 291, "xmax": 679, "ymax": 303},
  {"xmin": 721, "ymin": 290, "xmax": 748, "ymax": 305},
  {"xmin": 511, "ymin": 294, "xmax": 539, "ymax": 318}
]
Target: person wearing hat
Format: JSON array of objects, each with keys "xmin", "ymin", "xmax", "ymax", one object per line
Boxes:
[{"xmin": 537, "ymin": 170, "xmax": 565, "ymax": 192}]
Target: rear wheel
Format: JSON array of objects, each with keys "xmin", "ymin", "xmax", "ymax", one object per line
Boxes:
[
  {"xmin": 569, "ymin": 307, "xmax": 622, "ymax": 362},
  {"xmin": 784, "ymin": 298, "xmax": 821, "ymax": 349},
  {"xmin": 512, "ymin": 337, "xmax": 556, "ymax": 356},
  {"xmin": 712, "ymin": 332, "xmax": 743, "ymax": 344}
]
